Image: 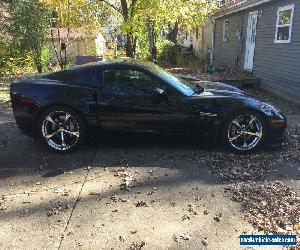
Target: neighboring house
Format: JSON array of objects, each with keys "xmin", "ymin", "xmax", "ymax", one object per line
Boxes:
[
  {"xmin": 212, "ymin": 0, "xmax": 300, "ymax": 102},
  {"xmin": 178, "ymin": 28, "xmax": 203, "ymax": 57},
  {"xmin": 46, "ymin": 28, "xmax": 106, "ymax": 62},
  {"xmin": 176, "ymin": 24, "xmax": 215, "ymax": 65},
  {"xmin": 202, "ymin": 21, "xmax": 215, "ymax": 65}
]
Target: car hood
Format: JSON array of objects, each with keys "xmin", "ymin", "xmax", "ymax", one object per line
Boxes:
[{"xmin": 192, "ymin": 80, "xmax": 244, "ymax": 97}]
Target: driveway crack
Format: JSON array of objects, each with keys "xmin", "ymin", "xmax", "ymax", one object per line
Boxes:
[{"xmin": 57, "ymin": 150, "xmax": 97, "ymax": 250}]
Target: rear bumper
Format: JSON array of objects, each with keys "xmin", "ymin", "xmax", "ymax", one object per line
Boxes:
[
  {"xmin": 13, "ymin": 109, "xmax": 35, "ymax": 136},
  {"xmin": 11, "ymin": 93, "xmax": 39, "ymax": 137}
]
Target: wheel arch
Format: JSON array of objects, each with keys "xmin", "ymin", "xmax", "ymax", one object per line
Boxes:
[
  {"xmin": 215, "ymin": 108, "xmax": 268, "ymax": 143},
  {"xmin": 32, "ymin": 103, "xmax": 88, "ymax": 136}
]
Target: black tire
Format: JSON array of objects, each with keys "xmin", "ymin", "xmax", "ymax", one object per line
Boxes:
[
  {"xmin": 37, "ymin": 106, "xmax": 86, "ymax": 153},
  {"xmin": 220, "ymin": 110, "xmax": 267, "ymax": 154}
]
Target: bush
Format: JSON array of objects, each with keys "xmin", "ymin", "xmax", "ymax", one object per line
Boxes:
[
  {"xmin": 157, "ymin": 43, "xmax": 201, "ymax": 68},
  {"xmin": 41, "ymin": 45, "xmax": 52, "ymax": 71},
  {"xmin": 105, "ymin": 48, "xmax": 126, "ymax": 60},
  {"xmin": 0, "ymin": 49, "xmax": 35, "ymax": 77},
  {"xmin": 0, "ymin": 45, "xmax": 53, "ymax": 76}
]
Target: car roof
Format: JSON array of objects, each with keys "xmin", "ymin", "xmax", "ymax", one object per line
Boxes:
[
  {"xmin": 99, "ymin": 58, "xmax": 155, "ymax": 67},
  {"xmin": 67, "ymin": 58, "xmax": 156, "ymax": 71}
]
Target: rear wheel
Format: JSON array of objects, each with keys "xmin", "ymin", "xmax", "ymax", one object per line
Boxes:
[
  {"xmin": 221, "ymin": 110, "xmax": 266, "ymax": 153},
  {"xmin": 37, "ymin": 106, "xmax": 86, "ymax": 153}
]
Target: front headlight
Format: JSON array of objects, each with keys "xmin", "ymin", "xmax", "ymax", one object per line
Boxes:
[{"xmin": 260, "ymin": 102, "xmax": 284, "ymax": 119}]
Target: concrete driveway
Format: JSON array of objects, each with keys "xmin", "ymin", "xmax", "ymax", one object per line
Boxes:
[{"xmin": 0, "ymin": 110, "xmax": 298, "ymax": 250}]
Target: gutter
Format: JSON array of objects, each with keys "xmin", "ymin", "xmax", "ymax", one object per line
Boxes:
[{"xmin": 213, "ymin": 0, "xmax": 273, "ymax": 19}]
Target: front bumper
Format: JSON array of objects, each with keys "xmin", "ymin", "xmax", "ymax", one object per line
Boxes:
[{"xmin": 266, "ymin": 117, "xmax": 287, "ymax": 146}]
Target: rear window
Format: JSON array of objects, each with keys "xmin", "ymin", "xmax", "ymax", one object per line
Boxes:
[{"xmin": 45, "ymin": 66, "xmax": 101, "ymax": 88}]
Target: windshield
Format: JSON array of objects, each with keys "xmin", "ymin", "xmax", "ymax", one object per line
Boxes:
[{"xmin": 146, "ymin": 64, "xmax": 199, "ymax": 96}]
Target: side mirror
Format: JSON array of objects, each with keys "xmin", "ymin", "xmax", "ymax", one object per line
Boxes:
[{"xmin": 153, "ymin": 87, "xmax": 166, "ymax": 95}]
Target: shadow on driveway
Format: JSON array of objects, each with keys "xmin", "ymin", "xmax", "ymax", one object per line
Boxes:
[{"xmin": 0, "ymin": 119, "xmax": 297, "ymax": 184}]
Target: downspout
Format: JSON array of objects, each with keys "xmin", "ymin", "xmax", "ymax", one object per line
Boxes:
[
  {"xmin": 235, "ymin": 11, "xmax": 244, "ymax": 70},
  {"xmin": 237, "ymin": 10, "xmax": 245, "ymax": 70},
  {"xmin": 211, "ymin": 19, "xmax": 216, "ymax": 67},
  {"xmin": 202, "ymin": 25, "xmax": 205, "ymax": 58}
]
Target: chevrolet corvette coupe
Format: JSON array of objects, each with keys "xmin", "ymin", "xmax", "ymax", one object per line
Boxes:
[{"xmin": 10, "ymin": 59, "xmax": 286, "ymax": 153}]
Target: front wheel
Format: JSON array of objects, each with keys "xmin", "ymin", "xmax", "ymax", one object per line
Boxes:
[
  {"xmin": 221, "ymin": 110, "xmax": 266, "ymax": 153},
  {"xmin": 37, "ymin": 106, "xmax": 86, "ymax": 153}
]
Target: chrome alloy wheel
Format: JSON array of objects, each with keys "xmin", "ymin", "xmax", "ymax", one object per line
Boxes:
[
  {"xmin": 42, "ymin": 111, "xmax": 80, "ymax": 151},
  {"xmin": 227, "ymin": 114, "xmax": 263, "ymax": 151}
]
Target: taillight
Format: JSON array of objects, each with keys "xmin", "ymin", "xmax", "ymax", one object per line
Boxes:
[{"xmin": 20, "ymin": 96, "xmax": 36, "ymax": 105}]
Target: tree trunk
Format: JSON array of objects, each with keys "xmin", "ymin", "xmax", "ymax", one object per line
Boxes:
[
  {"xmin": 169, "ymin": 22, "xmax": 179, "ymax": 64},
  {"xmin": 120, "ymin": 0, "xmax": 137, "ymax": 58},
  {"xmin": 146, "ymin": 18, "xmax": 157, "ymax": 62},
  {"xmin": 126, "ymin": 35, "xmax": 134, "ymax": 58},
  {"xmin": 33, "ymin": 56, "xmax": 42, "ymax": 73},
  {"xmin": 36, "ymin": 64, "xmax": 42, "ymax": 73},
  {"xmin": 169, "ymin": 22, "xmax": 179, "ymax": 45},
  {"xmin": 33, "ymin": 45, "xmax": 43, "ymax": 73}
]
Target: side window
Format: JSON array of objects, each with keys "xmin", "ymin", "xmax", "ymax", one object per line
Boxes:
[
  {"xmin": 47, "ymin": 67, "xmax": 101, "ymax": 88},
  {"xmin": 47, "ymin": 70, "xmax": 80, "ymax": 83},
  {"xmin": 275, "ymin": 4, "xmax": 294, "ymax": 43},
  {"xmin": 223, "ymin": 19, "xmax": 229, "ymax": 42},
  {"xmin": 103, "ymin": 69, "xmax": 164, "ymax": 95},
  {"xmin": 81, "ymin": 68, "xmax": 102, "ymax": 88}
]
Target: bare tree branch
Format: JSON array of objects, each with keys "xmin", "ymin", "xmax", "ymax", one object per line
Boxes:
[
  {"xmin": 50, "ymin": 28, "xmax": 62, "ymax": 69},
  {"xmin": 120, "ymin": 0, "xmax": 128, "ymax": 20},
  {"xmin": 99, "ymin": 0, "xmax": 123, "ymax": 14}
]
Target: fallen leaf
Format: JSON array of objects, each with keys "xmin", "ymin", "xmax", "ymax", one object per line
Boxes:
[
  {"xmin": 202, "ymin": 239, "xmax": 209, "ymax": 246},
  {"xmin": 135, "ymin": 201, "xmax": 148, "ymax": 207},
  {"xmin": 47, "ymin": 204, "xmax": 69, "ymax": 217},
  {"xmin": 203, "ymin": 209, "xmax": 209, "ymax": 215},
  {"xmin": 182, "ymin": 214, "xmax": 190, "ymax": 221},
  {"xmin": 54, "ymin": 188, "xmax": 70, "ymax": 196},
  {"xmin": 130, "ymin": 241, "xmax": 145, "ymax": 250},
  {"xmin": 179, "ymin": 234, "xmax": 191, "ymax": 240}
]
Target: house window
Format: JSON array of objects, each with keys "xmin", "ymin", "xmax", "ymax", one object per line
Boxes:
[
  {"xmin": 275, "ymin": 4, "xmax": 294, "ymax": 43},
  {"xmin": 196, "ymin": 29, "xmax": 199, "ymax": 40},
  {"xmin": 223, "ymin": 19, "xmax": 229, "ymax": 42},
  {"xmin": 217, "ymin": 0, "xmax": 226, "ymax": 7}
]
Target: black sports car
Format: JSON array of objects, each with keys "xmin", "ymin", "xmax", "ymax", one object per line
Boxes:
[{"xmin": 10, "ymin": 58, "xmax": 286, "ymax": 153}]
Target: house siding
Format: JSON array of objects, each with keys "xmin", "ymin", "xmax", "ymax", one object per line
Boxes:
[
  {"xmin": 214, "ymin": 0, "xmax": 300, "ymax": 101},
  {"xmin": 202, "ymin": 21, "xmax": 215, "ymax": 58},
  {"xmin": 254, "ymin": 0, "xmax": 300, "ymax": 100},
  {"xmin": 214, "ymin": 13, "xmax": 244, "ymax": 70}
]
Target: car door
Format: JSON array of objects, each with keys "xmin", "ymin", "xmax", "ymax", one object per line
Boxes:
[{"xmin": 96, "ymin": 66, "xmax": 193, "ymax": 131}]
